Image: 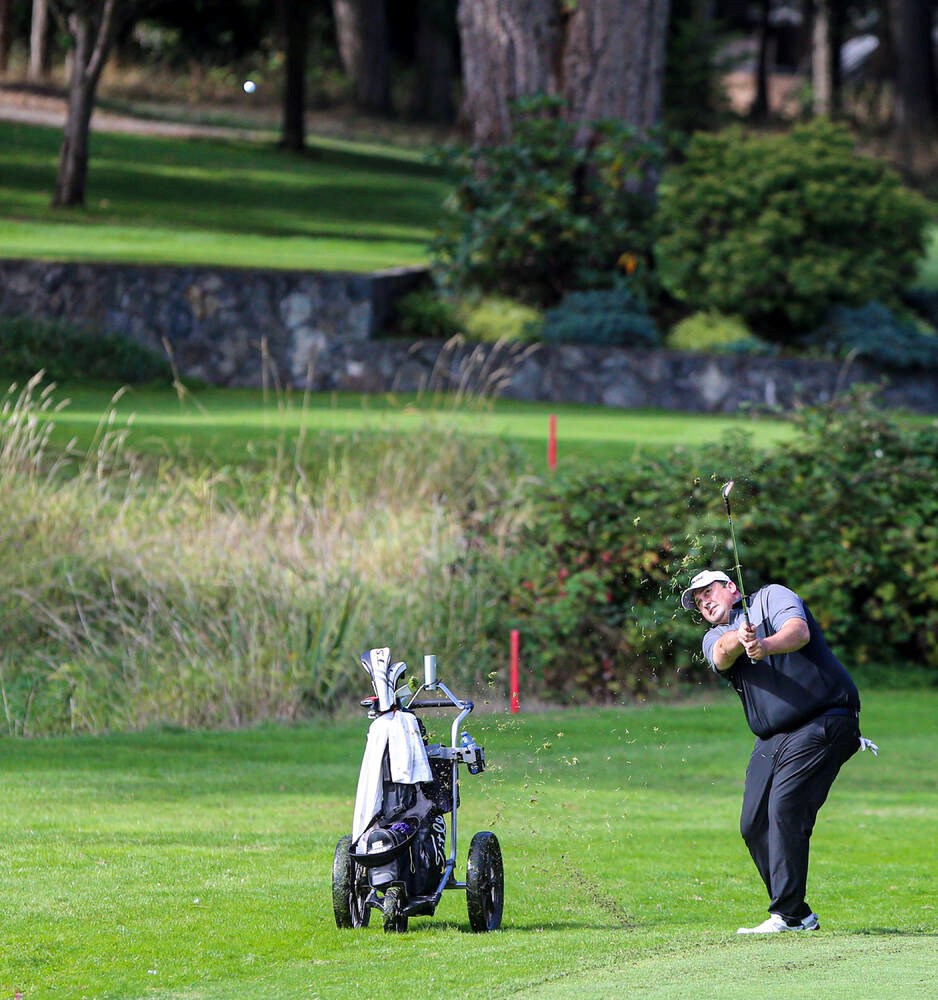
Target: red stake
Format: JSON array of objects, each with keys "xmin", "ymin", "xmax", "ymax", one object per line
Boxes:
[
  {"xmin": 547, "ymin": 414, "xmax": 557, "ymax": 470},
  {"xmin": 510, "ymin": 629, "xmax": 520, "ymax": 713}
]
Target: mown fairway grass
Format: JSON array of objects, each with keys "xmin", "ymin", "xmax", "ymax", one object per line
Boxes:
[
  {"xmin": 0, "ymin": 119, "xmax": 446, "ymax": 270},
  {"xmin": 1, "ymin": 689, "xmax": 934, "ymax": 999},
  {"xmin": 35, "ymin": 383, "xmax": 797, "ymax": 469}
]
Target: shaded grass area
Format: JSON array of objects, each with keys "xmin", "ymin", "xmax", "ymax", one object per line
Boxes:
[
  {"xmin": 0, "ymin": 119, "xmax": 447, "ymax": 270},
  {"xmin": 0, "ymin": 690, "xmax": 934, "ymax": 998}
]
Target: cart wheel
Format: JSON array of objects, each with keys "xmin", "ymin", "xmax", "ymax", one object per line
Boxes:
[
  {"xmin": 466, "ymin": 831, "xmax": 504, "ymax": 932},
  {"xmin": 332, "ymin": 835, "xmax": 370, "ymax": 929},
  {"xmin": 382, "ymin": 884, "xmax": 409, "ymax": 933}
]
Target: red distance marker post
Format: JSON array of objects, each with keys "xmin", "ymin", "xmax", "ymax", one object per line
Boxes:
[
  {"xmin": 510, "ymin": 629, "xmax": 520, "ymax": 713},
  {"xmin": 548, "ymin": 414, "xmax": 557, "ymax": 470}
]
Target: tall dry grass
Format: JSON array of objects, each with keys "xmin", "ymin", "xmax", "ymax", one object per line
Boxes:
[{"xmin": 0, "ymin": 376, "xmax": 528, "ymax": 735}]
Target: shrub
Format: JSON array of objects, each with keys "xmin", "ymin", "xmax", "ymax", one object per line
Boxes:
[
  {"xmin": 654, "ymin": 121, "xmax": 931, "ymax": 340},
  {"xmin": 389, "ymin": 288, "xmax": 461, "ymax": 340},
  {"xmin": 540, "ymin": 279, "xmax": 660, "ymax": 347},
  {"xmin": 0, "ymin": 316, "xmax": 173, "ymax": 383},
  {"xmin": 455, "ymin": 296, "xmax": 543, "ymax": 344},
  {"xmin": 430, "ymin": 94, "xmax": 665, "ymax": 306},
  {"xmin": 807, "ymin": 302, "xmax": 938, "ymax": 370},
  {"xmin": 495, "ymin": 387, "xmax": 937, "ymax": 702},
  {"xmin": 666, "ymin": 310, "xmax": 762, "ymax": 353}
]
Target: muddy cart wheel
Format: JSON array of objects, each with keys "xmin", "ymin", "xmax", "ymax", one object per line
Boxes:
[
  {"xmin": 382, "ymin": 884, "xmax": 409, "ymax": 933},
  {"xmin": 332, "ymin": 835, "xmax": 370, "ymax": 928},
  {"xmin": 466, "ymin": 831, "xmax": 504, "ymax": 932}
]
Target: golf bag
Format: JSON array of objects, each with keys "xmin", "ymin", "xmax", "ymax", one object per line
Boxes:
[{"xmin": 350, "ymin": 648, "xmax": 447, "ymax": 897}]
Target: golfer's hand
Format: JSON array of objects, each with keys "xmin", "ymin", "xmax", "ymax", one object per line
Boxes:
[{"xmin": 738, "ymin": 623, "xmax": 764, "ymax": 660}]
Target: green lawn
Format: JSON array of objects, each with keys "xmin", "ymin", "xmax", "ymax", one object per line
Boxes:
[
  {"xmin": 1, "ymin": 689, "xmax": 934, "ymax": 998},
  {"xmin": 30, "ymin": 383, "xmax": 798, "ymax": 469},
  {"xmin": 0, "ymin": 119, "xmax": 447, "ymax": 270}
]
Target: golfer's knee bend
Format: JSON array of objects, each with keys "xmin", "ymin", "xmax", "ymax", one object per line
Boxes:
[{"xmin": 739, "ymin": 810, "xmax": 764, "ymax": 846}]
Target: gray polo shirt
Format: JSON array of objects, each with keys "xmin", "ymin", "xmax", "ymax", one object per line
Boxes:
[{"xmin": 702, "ymin": 583, "xmax": 860, "ymax": 738}]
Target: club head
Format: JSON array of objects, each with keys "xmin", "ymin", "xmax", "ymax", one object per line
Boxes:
[{"xmin": 721, "ymin": 480, "xmax": 735, "ymax": 502}]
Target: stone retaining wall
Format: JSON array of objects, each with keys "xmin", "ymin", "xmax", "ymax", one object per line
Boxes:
[
  {"xmin": 0, "ymin": 258, "xmax": 428, "ymax": 386},
  {"xmin": 2, "ymin": 259, "xmax": 937, "ymax": 412}
]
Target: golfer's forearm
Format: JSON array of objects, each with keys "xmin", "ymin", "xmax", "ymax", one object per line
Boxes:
[
  {"xmin": 759, "ymin": 617, "xmax": 810, "ymax": 656},
  {"xmin": 713, "ymin": 632, "xmax": 744, "ymax": 671}
]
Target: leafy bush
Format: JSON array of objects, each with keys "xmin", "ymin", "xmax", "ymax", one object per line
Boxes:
[
  {"xmin": 430, "ymin": 94, "xmax": 665, "ymax": 306},
  {"xmin": 0, "ymin": 316, "xmax": 172, "ymax": 383},
  {"xmin": 389, "ymin": 288, "xmax": 461, "ymax": 340},
  {"xmin": 666, "ymin": 310, "xmax": 762, "ymax": 353},
  {"xmin": 455, "ymin": 296, "xmax": 543, "ymax": 344},
  {"xmin": 807, "ymin": 302, "xmax": 938, "ymax": 370},
  {"xmin": 654, "ymin": 121, "xmax": 931, "ymax": 340},
  {"xmin": 494, "ymin": 387, "xmax": 937, "ymax": 702},
  {"xmin": 388, "ymin": 290, "xmax": 543, "ymax": 343},
  {"xmin": 541, "ymin": 279, "xmax": 660, "ymax": 347}
]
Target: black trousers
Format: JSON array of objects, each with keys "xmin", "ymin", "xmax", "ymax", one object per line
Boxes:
[{"xmin": 739, "ymin": 714, "xmax": 859, "ymax": 920}]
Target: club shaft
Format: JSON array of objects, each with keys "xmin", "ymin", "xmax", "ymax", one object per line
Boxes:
[{"xmin": 724, "ymin": 503, "xmax": 751, "ymax": 628}]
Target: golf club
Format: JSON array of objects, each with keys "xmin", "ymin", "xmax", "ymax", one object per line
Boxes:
[{"xmin": 721, "ymin": 480, "xmax": 756, "ymax": 661}]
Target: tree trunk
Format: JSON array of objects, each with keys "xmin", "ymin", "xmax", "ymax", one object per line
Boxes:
[
  {"xmin": 457, "ymin": 0, "xmax": 670, "ymax": 145},
  {"xmin": 53, "ymin": 1, "xmax": 122, "ymax": 208},
  {"xmin": 279, "ymin": 0, "xmax": 309, "ymax": 151},
  {"xmin": 332, "ymin": 0, "xmax": 358, "ymax": 76},
  {"xmin": 812, "ymin": 0, "xmax": 832, "ymax": 117},
  {"xmin": 561, "ymin": 0, "xmax": 670, "ymax": 136},
  {"xmin": 890, "ymin": 0, "xmax": 936, "ymax": 139},
  {"xmin": 0, "ymin": 0, "xmax": 12, "ymax": 73},
  {"xmin": 750, "ymin": 0, "xmax": 771, "ymax": 119},
  {"xmin": 457, "ymin": 0, "xmax": 562, "ymax": 144},
  {"xmin": 828, "ymin": 0, "xmax": 845, "ymax": 116},
  {"xmin": 409, "ymin": 0, "xmax": 457, "ymax": 123},
  {"xmin": 28, "ymin": 0, "xmax": 51, "ymax": 82},
  {"xmin": 332, "ymin": 0, "xmax": 392, "ymax": 114}
]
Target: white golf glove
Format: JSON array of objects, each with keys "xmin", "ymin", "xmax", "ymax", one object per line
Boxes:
[{"xmin": 859, "ymin": 736, "xmax": 879, "ymax": 756}]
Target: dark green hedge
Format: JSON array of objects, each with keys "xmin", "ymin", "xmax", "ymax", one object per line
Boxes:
[
  {"xmin": 655, "ymin": 121, "xmax": 931, "ymax": 340},
  {"xmin": 494, "ymin": 388, "xmax": 937, "ymax": 701}
]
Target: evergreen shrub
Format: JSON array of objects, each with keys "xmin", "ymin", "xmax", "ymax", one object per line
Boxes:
[
  {"xmin": 541, "ymin": 280, "xmax": 660, "ymax": 347},
  {"xmin": 808, "ymin": 302, "xmax": 938, "ymax": 371},
  {"xmin": 654, "ymin": 121, "xmax": 931, "ymax": 340}
]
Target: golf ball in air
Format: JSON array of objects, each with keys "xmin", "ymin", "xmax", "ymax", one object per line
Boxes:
[{"xmin": 243, "ymin": 80, "xmax": 256, "ymax": 94}]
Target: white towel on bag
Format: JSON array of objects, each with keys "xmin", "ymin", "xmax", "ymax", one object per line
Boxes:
[{"xmin": 351, "ymin": 711, "xmax": 432, "ymax": 842}]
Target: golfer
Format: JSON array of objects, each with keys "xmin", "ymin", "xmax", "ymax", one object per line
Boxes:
[{"xmin": 680, "ymin": 569, "xmax": 868, "ymax": 934}]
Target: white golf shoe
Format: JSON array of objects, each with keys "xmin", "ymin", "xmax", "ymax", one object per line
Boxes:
[{"xmin": 737, "ymin": 912, "xmax": 820, "ymax": 934}]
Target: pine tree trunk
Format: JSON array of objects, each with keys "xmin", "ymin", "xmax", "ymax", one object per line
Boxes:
[
  {"xmin": 457, "ymin": 0, "xmax": 562, "ymax": 144},
  {"xmin": 457, "ymin": 0, "xmax": 670, "ymax": 145},
  {"xmin": 812, "ymin": 0, "xmax": 832, "ymax": 117},
  {"xmin": 0, "ymin": 0, "xmax": 12, "ymax": 72},
  {"xmin": 750, "ymin": 0, "xmax": 771, "ymax": 118},
  {"xmin": 332, "ymin": 0, "xmax": 392, "ymax": 114},
  {"xmin": 409, "ymin": 0, "xmax": 457, "ymax": 123},
  {"xmin": 890, "ymin": 0, "xmax": 936, "ymax": 138},
  {"xmin": 561, "ymin": 0, "xmax": 670, "ymax": 135},
  {"xmin": 279, "ymin": 0, "xmax": 309, "ymax": 151},
  {"xmin": 28, "ymin": 0, "xmax": 51, "ymax": 81}
]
